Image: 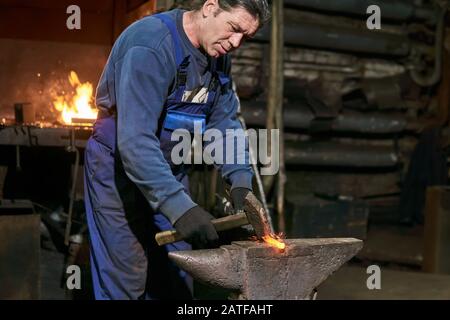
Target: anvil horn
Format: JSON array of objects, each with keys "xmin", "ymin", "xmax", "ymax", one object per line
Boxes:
[{"xmin": 168, "ymin": 245, "xmax": 244, "ymax": 290}]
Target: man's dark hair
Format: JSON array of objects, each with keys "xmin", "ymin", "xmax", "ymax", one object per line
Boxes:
[
  {"xmin": 182, "ymin": 0, "xmax": 270, "ymax": 26},
  {"xmin": 218, "ymin": 0, "xmax": 270, "ymax": 25}
]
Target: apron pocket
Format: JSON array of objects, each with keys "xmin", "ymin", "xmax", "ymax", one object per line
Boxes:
[{"xmin": 163, "ymin": 111, "xmax": 206, "ymax": 134}]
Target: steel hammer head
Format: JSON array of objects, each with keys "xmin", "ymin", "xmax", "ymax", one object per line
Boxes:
[{"xmin": 243, "ymin": 192, "xmax": 274, "ymax": 239}]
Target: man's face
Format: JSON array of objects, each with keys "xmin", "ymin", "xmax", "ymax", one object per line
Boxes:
[{"xmin": 200, "ymin": 2, "xmax": 260, "ymax": 58}]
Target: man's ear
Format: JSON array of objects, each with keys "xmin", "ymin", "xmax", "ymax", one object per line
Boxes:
[{"xmin": 202, "ymin": 0, "xmax": 219, "ymax": 18}]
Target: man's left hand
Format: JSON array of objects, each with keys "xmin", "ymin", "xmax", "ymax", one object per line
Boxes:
[{"xmin": 231, "ymin": 187, "xmax": 251, "ymax": 213}]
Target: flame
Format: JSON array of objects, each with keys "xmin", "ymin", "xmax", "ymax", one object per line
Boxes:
[
  {"xmin": 262, "ymin": 235, "xmax": 286, "ymax": 250},
  {"xmin": 53, "ymin": 71, "xmax": 97, "ymax": 125}
]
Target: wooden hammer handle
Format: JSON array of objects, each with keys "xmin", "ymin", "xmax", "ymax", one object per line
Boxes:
[{"xmin": 155, "ymin": 213, "xmax": 248, "ymax": 246}]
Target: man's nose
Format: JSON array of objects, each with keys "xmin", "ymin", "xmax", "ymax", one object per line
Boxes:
[{"xmin": 229, "ymin": 33, "xmax": 244, "ymax": 48}]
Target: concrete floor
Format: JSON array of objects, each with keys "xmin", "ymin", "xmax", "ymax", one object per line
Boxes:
[
  {"xmin": 318, "ymin": 264, "xmax": 450, "ymax": 300},
  {"xmin": 39, "ymin": 221, "xmax": 450, "ymax": 300},
  {"xmin": 358, "ymin": 225, "xmax": 424, "ymax": 266},
  {"xmin": 40, "ymin": 247, "xmax": 450, "ymax": 300},
  {"xmin": 40, "ymin": 247, "xmax": 67, "ymax": 300}
]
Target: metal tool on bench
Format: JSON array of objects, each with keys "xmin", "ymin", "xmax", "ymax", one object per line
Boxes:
[{"xmin": 155, "ymin": 192, "xmax": 273, "ymax": 246}]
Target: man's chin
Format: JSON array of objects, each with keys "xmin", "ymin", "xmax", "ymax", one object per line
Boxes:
[
  {"xmin": 208, "ymin": 49, "xmax": 224, "ymax": 58},
  {"xmin": 210, "ymin": 45, "xmax": 228, "ymax": 57}
]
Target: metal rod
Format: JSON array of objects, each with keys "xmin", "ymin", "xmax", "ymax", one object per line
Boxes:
[
  {"xmin": 285, "ymin": 141, "xmax": 399, "ymax": 167},
  {"xmin": 64, "ymin": 129, "xmax": 80, "ymax": 246},
  {"xmin": 240, "ymin": 101, "xmax": 408, "ymax": 134},
  {"xmin": 207, "ymin": 167, "xmax": 218, "ymax": 212},
  {"xmin": 15, "ymin": 145, "xmax": 21, "ymax": 171},
  {"xmin": 203, "ymin": 164, "xmax": 209, "ymax": 208},
  {"xmin": 234, "ymin": 79, "xmax": 273, "ymax": 231},
  {"xmin": 237, "ymin": 114, "xmax": 273, "ymax": 231},
  {"xmin": 253, "ymin": 21, "xmax": 411, "ymax": 56},
  {"xmin": 284, "ymin": 0, "xmax": 437, "ymax": 23},
  {"xmin": 268, "ymin": 0, "xmax": 286, "ymax": 233}
]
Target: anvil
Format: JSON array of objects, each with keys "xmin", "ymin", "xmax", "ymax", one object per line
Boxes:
[{"xmin": 169, "ymin": 238, "xmax": 363, "ymax": 299}]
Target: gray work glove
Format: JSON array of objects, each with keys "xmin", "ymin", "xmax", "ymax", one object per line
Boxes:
[
  {"xmin": 174, "ymin": 206, "xmax": 219, "ymax": 247},
  {"xmin": 231, "ymin": 187, "xmax": 251, "ymax": 212}
]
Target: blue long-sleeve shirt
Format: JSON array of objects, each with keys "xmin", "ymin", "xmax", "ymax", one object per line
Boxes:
[{"xmin": 95, "ymin": 9, "xmax": 253, "ymax": 224}]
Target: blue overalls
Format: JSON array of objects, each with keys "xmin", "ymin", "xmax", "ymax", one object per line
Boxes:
[{"xmin": 83, "ymin": 13, "xmax": 225, "ymax": 300}]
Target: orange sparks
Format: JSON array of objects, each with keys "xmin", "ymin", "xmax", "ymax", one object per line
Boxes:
[
  {"xmin": 53, "ymin": 71, "xmax": 97, "ymax": 125},
  {"xmin": 262, "ymin": 235, "xmax": 286, "ymax": 250}
]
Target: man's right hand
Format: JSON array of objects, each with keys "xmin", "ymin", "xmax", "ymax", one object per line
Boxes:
[{"xmin": 174, "ymin": 206, "xmax": 219, "ymax": 247}]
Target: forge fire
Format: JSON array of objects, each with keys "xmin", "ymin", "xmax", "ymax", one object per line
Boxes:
[{"xmin": 52, "ymin": 71, "xmax": 97, "ymax": 125}]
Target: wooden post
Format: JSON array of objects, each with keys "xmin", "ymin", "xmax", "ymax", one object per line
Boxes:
[
  {"xmin": 423, "ymin": 186, "xmax": 450, "ymax": 274},
  {"xmin": 266, "ymin": 0, "xmax": 285, "ymax": 232}
]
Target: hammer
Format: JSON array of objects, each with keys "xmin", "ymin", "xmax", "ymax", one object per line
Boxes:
[{"xmin": 155, "ymin": 192, "xmax": 273, "ymax": 246}]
